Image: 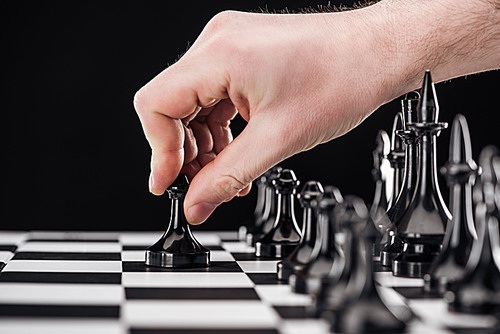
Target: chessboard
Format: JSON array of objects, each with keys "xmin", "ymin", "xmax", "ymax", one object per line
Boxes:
[{"xmin": 0, "ymin": 230, "xmax": 497, "ymax": 334}]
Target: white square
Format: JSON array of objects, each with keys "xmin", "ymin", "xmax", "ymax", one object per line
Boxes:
[
  {"xmin": 122, "ymin": 300, "xmax": 279, "ymax": 328},
  {"xmin": 3, "ymin": 260, "xmax": 122, "ymax": 273},
  {"xmin": 0, "ymin": 283, "xmax": 124, "ymax": 305},
  {"xmin": 0, "ymin": 251, "xmax": 14, "ymax": 263},
  {"xmin": 237, "ymin": 260, "xmax": 279, "ymax": 273},
  {"xmin": 122, "ymin": 272, "xmax": 254, "ymax": 288},
  {"xmin": 119, "ymin": 232, "xmax": 161, "ymax": 246},
  {"xmin": 222, "ymin": 242, "xmax": 255, "ymax": 253},
  {"xmin": 16, "ymin": 242, "xmax": 121, "ymax": 253},
  {"xmin": 375, "ymin": 272, "xmax": 424, "ymax": 287},
  {"xmin": 254, "ymin": 285, "xmax": 313, "ymax": 306},
  {"xmin": 0, "ymin": 232, "xmax": 28, "ymax": 245},
  {"xmin": 0, "ymin": 320, "xmax": 125, "ymax": 334},
  {"xmin": 121, "ymin": 250, "xmax": 146, "ymax": 262},
  {"xmin": 210, "ymin": 250, "xmax": 235, "ymax": 262},
  {"xmin": 192, "ymin": 231, "xmax": 221, "ymax": 246}
]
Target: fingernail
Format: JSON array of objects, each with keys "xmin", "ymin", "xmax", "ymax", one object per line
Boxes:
[
  {"xmin": 187, "ymin": 202, "xmax": 217, "ymax": 225},
  {"xmin": 149, "ymin": 173, "xmax": 154, "ymax": 193}
]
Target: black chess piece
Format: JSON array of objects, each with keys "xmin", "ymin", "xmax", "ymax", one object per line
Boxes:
[
  {"xmin": 238, "ymin": 175, "xmax": 267, "ymax": 241},
  {"xmin": 246, "ymin": 166, "xmax": 282, "ymax": 246},
  {"xmin": 445, "ymin": 145, "xmax": 500, "ymax": 314},
  {"xmin": 388, "ymin": 112, "xmax": 406, "ymax": 208},
  {"xmin": 277, "ymin": 180, "xmax": 324, "ymax": 281},
  {"xmin": 393, "ymin": 70, "xmax": 451, "ymax": 278},
  {"xmin": 317, "ymin": 196, "xmax": 410, "ymax": 333},
  {"xmin": 255, "ymin": 169, "xmax": 302, "ymax": 258},
  {"xmin": 424, "ymin": 114, "xmax": 478, "ymax": 295},
  {"xmin": 370, "ymin": 130, "xmax": 391, "ymax": 256},
  {"xmin": 145, "ymin": 174, "xmax": 210, "ymax": 268},
  {"xmin": 290, "ymin": 185, "xmax": 344, "ymax": 294},
  {"xmin": 380, "ymin": 92, "xmax": 420, "ymax": 267}
]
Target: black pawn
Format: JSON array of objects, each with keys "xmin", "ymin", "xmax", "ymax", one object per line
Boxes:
[
  {"xmin": 424, "ymin": 114, "xmax": 478, "ymax": 295},
  {"xmin": 246, "ymin": 166, "xmax": 282, "ymax": 246},
  {"xmin": 145, "ymin": 174, "xmax": 210, "ymax": 268},
  {"xmin": 393, "ymin": 70, "xmax": 451, "ymax": 278},
  {"xmin": 277, "ymin": 181, "xmax": 324, "ymax": 281},
  {"xmin": 239, "ymin": 175, "xmax": 267, "ymax": 241},
  {"xmin": 319, "ymin": 196, "xmax": 410, "ymax": 333},
  {"xmin": 446, "ymin": 145, "xmax": 500, "ymax": 314},
  {"xmin": 380, "ymin": 92, "xmax": 420, "ymax": 267},
  {"xmin": 255, "ymin": 169, "xmax": 302, "ymax": 258},
  {"xmin": 290, "ymin": 185, "xmax": 344, "ymax": 294}
]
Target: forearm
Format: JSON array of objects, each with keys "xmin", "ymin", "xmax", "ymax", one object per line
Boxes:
[{"xmin": 353, "ymin": 0, "xmax": 500, "ymax": 103}]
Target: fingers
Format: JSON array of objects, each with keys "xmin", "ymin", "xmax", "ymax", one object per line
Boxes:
[
  {"xmin": 184, "ymin": 114, "xmax": 289, "ymax": 225},
  {"xmin": 134, "ymin": 61, "xmax": 229, "ymax": 195}
]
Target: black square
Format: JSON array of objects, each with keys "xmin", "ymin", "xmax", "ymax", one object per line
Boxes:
[
  {"xmin": 122, "ymin": 261, "xmax": 242, "ymax": 272},
  {"xmin": 13, "ymin": 252, "xmax": 121, "ymax": 261},
  {"xmin": 0, "ymin": 304, "xmax": 119, "ymax": 318},
  {"xmin": 0, "ymin": 272, "xmax": 121, "ymax": 284},
  {"xmin": 0, "ymin": 245, "xmax": 17, "ymax": 252},
  {"xmin": 246, "ymin": 273, "xmax": 288, "ymax": 285},
  {"xmin": 125, "ymin": 287, "xmax": 260, "ymax": 300}
]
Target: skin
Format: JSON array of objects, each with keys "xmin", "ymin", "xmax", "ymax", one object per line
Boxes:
[{"xmin": 134, "ymin": 0, "xmax": 500, "ymax": 225}]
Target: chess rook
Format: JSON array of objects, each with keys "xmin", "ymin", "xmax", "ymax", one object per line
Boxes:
[
  {"xmin": 255, "ymin": 169, "xmax": 302, "ymax": 258},
  {"xmin": 424, "ymin": 114, "xmax": 478, "ymax": 295},
  {"xmin": 145, "ymin": 174, "xmax": 210, "ymax": 268},
  {"xmin": 393, "ymin": 70, "xmax": 451, "ymax": 278},
  {"xmin": 277, "ymin": 180, "xmax": 324, "ymax": 281}
]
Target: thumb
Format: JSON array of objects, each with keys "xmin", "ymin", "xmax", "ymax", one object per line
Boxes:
[{"xmin": 184, "ymin": 114, "xmax": 290, "ymax": 225}]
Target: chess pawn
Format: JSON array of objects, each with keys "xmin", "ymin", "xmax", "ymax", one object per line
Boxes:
[
  {"xmin": 424, "ymin": 114, "xmax": 478, "ymax": 295},
  {"xmin": 145, "ymin": 174, "xmax": 210, "ymax": 268},
  {"xmin": 290, "ymin": 185, "xmax": 344, "ymax": 294},
  {"xmin": 393, "ymin": 70, "xmax": 451, "ymax": 278},
  {"xmin": 445, "ymin": 145, "xmax": 500, "ymax": 314},
  {"xmin": 318, "ymin": 196, "xmax": 410, "ymax": 333},
  {"xmin": 380, "ymin": 92, "xmax": 420, "ymax": 267},
  {"xmin": 277, "ymin": 180, "xmax": 324, "ymax": 281},
  {"xmin": 246, "ymin": 166, "xmax": 282, "ymax": 246},
  {"xmin": 239, "ymin": 175, "xmax": 267, "ymax": 241},
  {"xmin": 369, "ymin": 130, "xmax": 391, "ymax": 255},
  {"xmin": 255, "ymin": 169, "xmax": 302, "ymax": 258}
]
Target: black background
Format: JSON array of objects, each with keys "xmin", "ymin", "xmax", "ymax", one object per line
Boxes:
[{"xmin": 2, "ymin": 1, "xmax": 499, "ymax": 231}]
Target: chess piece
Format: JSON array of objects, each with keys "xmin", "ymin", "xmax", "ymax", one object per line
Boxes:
[
  {"xmin": 145, "ymin": 174, "xmax": 210, "ymax": 268},
  {"xmin": 380, "ymin": 92, "xmax": 420, "ymax": 267},
  {"xmin": 446, "ymin": 145, "xmax": 500, "ymax": 314},
  {"xmin": 255, "ymin": 169, "xmax": 302, "ymax": 258},
  {"xmin": 317, "ymin": 196, "xmax": 410, "ymax": 333},
  {"xmin": 277, "ymin": 180, "xmax": 324, "ymax": 281},
  {"xmin": 393, "ymin": 70, "xmax": 451, "ymax": 278},
  {"xmin": 246, "ymin": 166, "xmax": 282, "ymax": 246},
  {"xmin": 369, "ymin": 130, "xmax": 391, "ymax": 256},
  {"xmin": 290, "ymin": 185, "xmax": 344, "ymax": 294},
  {"xmin": 238, "ymin": 176, "xmax": 267, "ymax": 241},
  {"xmin": 424, "ymin": 114, "xmax": 478, "ymax": 295},
  {"xmin": 388, "ymin": 112, "xmax": 406, "ymax": 208}
]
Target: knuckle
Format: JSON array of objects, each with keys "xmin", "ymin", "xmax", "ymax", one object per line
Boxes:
[
  {"xmin": 205, "ymin": 10, "xmax": 239, "ymax": 34},
  {"xmin": 133, "ymin": 88, "xmax": 147, "ymax": 115},
  {"xmin": 213, "ymin": 172, "xmax": 248, "ymax": 200}
]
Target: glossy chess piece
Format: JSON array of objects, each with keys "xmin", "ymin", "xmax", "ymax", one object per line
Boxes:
[
  {"xmin": 239, "ymin": 174, "xmax": 267, "ymax": 241},
  {"xmin": 388, "ymin": 112, "xmax": 406, "ymax": 208},
  {"xmin": 145, "ymin": 174, "xmax": 210, "ymax": 268},
  {"xmin": 370, "ymin": 130, "xmax": 391, "ymax": 256},
  {"xmin": 246, "ymin": 166, "xmax": 282, "ymax": 246},
  {"xmin": 424, "ymin": 114, "xmax": 478, "ymax": 295},
  {"xmin": 290, "ymin": 185, "xmax": 344, "ymax": 294},
  {"xmin": 317, "ymin": 196, "xmax": 410, "ymax": 333},
  {"xmin": 393, "ymin": 70, "xmax": 451, "ymax": 278},
  {"xmin": 277, "ymin": 180, "xmax": 324, "ymax": 281},
  {"xmin": 255, "ymin": 169, "xmax": 302, "ymax": 258},
  {"xmin": 445, "ymin": 145, "xmax": 500, "ymax": 314}
]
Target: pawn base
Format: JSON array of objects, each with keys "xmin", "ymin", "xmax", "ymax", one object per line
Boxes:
[
  {"xmin": 277, "ymin": 262, "xmax": 305, "ymax": 281},
  {"xmin": 145, "ymin": 249, "xmax": 210, "ymax": 268},
  {"xmin": 255, "ymin": 241, "xmax": 298, "ymax": 259},
  {"xmin": 392, "ymin": 258, "xmax": 431, "ymax": 278}
]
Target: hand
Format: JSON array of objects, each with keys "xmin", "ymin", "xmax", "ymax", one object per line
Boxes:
[{"xmin": 134, "ymin": 1, "xmax": 500, "ymax": 225}]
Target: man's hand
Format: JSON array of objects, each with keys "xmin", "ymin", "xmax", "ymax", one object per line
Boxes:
[{"xmin": 134, "ymin": 1, "xmax": 500, "ymax": 225}]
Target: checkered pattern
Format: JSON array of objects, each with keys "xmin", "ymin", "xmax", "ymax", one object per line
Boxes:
[{"xmin": 0, "ymin": 231, "xmax": 496, "ymax": 334}]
